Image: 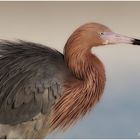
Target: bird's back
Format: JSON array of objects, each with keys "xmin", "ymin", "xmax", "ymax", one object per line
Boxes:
[{"xmin": 0, "ymin": 40, "xmax": 71, "ymax": 138}]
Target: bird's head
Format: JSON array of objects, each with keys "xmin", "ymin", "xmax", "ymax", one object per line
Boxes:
[
  {"xmin": 64, "ymin": 22, "xmax": 140, "ymax": 67},
  {"xmin": 71, "ymin": 23, "xmax": 140, "ymax": 48}
]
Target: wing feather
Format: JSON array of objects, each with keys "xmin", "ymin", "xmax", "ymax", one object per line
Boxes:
[{"xmin": 0, "ymin": 40, "xmax": 71, "ymax": 124}]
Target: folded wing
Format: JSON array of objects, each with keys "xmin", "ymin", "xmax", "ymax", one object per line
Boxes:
[{"xmin": 0, "ymin": 40, "xmax": 71, "ymax": 124}]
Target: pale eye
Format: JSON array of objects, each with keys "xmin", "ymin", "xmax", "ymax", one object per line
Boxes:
[{"xmin": 99, "ymin": 32, "xmax": 104, "ymax": 35}]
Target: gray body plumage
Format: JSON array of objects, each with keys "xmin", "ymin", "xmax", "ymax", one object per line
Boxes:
[{"xmin": 0, "ymin": 40, "xmax": 71, "ymax": 138}]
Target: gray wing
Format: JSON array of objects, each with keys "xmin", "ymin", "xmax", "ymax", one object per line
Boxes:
[{"xmin": 0, "ymin": 40, "xmax": 71, "ymax": 125}]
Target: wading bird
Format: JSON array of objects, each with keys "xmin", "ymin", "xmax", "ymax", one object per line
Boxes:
[{"xmin": 0, "ymin": 23, "xmax": 139, "ymax": 138}]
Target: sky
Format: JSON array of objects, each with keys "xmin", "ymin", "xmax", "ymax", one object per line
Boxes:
[{"xmin": 0, "ymin": 1, "xmax": 140, "ymax": 139}]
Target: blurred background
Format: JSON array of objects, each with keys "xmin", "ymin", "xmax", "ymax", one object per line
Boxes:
[{"xmin": 0, "ymin": 1, "xmax": 140, "ymax": 138}]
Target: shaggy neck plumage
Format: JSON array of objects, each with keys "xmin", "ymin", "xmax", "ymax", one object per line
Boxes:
[
  {"xmin": 50, "ymin": 29, "xmax": 106, "ymax": 131},
  {"xmin": 64, "ymin": 41, "xmax": 106, "ymax": 97}
]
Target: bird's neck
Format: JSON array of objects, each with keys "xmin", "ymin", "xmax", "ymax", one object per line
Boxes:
[
  {"xmin": 50, "ymin": 34, "xmax": 106, "ymax": 131},
  {"xmin": 64, "ymin": 42, "xmax": 105, "ymax": 84}
]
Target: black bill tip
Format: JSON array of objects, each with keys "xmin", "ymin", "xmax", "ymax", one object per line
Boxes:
[{"xmin": 132, "ymin": 39, "xmax": 140, "ymax": 45}]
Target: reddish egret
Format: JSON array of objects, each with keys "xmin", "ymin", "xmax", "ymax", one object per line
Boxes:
[{"xmin": 0, "ymin": 23, "xmax": 139, "ymax": 138}]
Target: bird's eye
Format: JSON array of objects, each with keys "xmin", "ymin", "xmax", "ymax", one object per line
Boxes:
[{"xmin": 99, "ymin": 32, "xmax": 104, "ymax": 35}]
